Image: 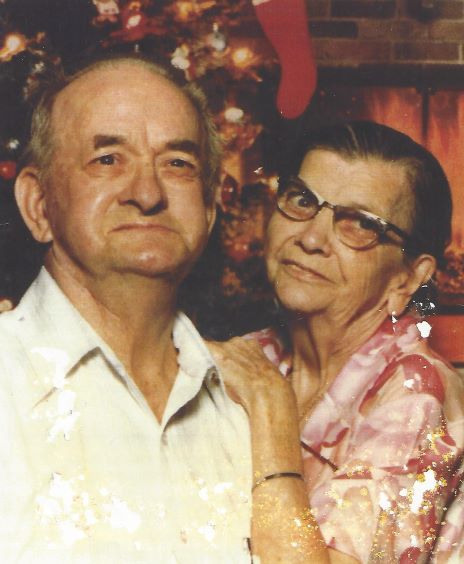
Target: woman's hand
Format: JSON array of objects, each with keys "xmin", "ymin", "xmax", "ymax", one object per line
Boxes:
[
  {"xmin": 207, "ymin": 337, "xmax": 301, "ymax": 477},
  {"xmin": 207, "ymin": 337, "xmax": 296, "ymax": 417},
  {"xmin": 207, "ymin": 337, "xmax": 329, "ymax": 563}
]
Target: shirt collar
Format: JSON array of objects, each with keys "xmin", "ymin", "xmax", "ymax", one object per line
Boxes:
[
  {"xmin": 15, "ymin": 268, "xmax": 219, "ymax": 405},
  {"xmin": 12, "ymin": 268, "xmax": 103, "ymax": 388}
]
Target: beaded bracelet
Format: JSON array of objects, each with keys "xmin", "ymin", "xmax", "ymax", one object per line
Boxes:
[{"xmin": 252, "ymin": 471, "xmax": 304, "ymax": 492}]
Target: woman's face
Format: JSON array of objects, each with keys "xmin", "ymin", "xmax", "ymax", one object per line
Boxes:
[{"xmin": 266, "ymin": 149, "xmax": 417, "ymax": 325}]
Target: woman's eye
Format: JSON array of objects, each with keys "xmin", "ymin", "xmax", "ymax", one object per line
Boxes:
[
  {"xmin": 288, "ymin": 191, "xmax": 312, "ymax": 208},
  {"xmin": 357, "ymin": 216, "xmax": 379, "ymax": 231}
]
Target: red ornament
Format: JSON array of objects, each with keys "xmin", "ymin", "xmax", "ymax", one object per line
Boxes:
[
  {"xmin": 226, "ymin": 238, "xmax": 252, "ymax": 262},
  {"xmin": 92, "ymin": 0, "xmax": 120, "ymax": 25},
  {"xmin": 220, "ymin": 174, "xmax": 241, "ymax": 209},
  {"xmin": 109, "ymin": 1, "xmax": 165, "ymax": 43},
  {"xmin": 0, "ymin": 161, "xmax": 16, "ymax": 180}
]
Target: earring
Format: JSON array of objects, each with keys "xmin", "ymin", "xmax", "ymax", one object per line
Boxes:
[{"xmin": 411, "ymin": 280, "xmax": 438, "ymax": 318}]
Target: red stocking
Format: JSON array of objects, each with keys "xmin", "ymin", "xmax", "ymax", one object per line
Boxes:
[{"xmin": 253, "ymin": 0, "xmax": 317, "ymax": 119}]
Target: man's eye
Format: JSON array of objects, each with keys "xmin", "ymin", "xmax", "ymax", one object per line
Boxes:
[
  {"xmin": 96, "ymin": 154, "xmax": 116, "ymax": 165},
  {"xmin": 169, "ymin": 158, "xmax": 194, "ymax": 169}
]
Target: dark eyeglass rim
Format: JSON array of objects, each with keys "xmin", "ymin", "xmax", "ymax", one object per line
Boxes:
[{"xmin": 277, "ymin": 175, "xmax": 416, "ymax": 250}]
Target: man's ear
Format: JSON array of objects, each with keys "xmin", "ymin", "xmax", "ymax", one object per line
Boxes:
[
  {"xmin": 387, "ymin": 254, "xmax": 436, "ymax": 317},
  {"xmin": 14, "ymin": 166, "xmax": 53, "ymax": 244}
]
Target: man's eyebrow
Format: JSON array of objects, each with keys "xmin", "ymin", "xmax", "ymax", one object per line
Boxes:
[
  {"xmin": 165, "ymin": 139, "xmax": 201, "ymax": 158},
  {"xmin": 93, "ymin": 134, "xmax": 128, "ymax": 150}
]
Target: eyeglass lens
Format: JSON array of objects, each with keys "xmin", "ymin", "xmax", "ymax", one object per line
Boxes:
[{"xmin": 277, "ymin": 179, "xmax": 381, "ymax": 249}]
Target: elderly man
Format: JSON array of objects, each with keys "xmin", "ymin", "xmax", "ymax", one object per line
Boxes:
[
  {"xmin": 0, "ymin": 54, "xmax": 255, "ymax": 562},
  {"xmin": 0, "ymin": 53, "xmax": 328, "ymax": 564}
]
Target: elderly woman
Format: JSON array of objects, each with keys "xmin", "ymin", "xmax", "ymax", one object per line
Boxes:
[{"xmin": 210, "ymin": 121, "xmax": 464, "ymax": 563}]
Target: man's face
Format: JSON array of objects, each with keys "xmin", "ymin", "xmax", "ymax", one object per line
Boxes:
[{"xmin": 40, "ymin": 62, "xmax": 215, "ymax": 284}]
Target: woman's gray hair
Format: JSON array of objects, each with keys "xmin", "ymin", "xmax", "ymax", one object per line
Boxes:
[{"xmin": 284, "ymin": 120, "xmax": 452, "ymax": 269}]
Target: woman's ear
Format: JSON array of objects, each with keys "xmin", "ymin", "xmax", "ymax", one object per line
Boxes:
[
  {"xmin": 14, "ymin": 166, "xmax": 53, "ymax": 244},
  {"xmin": 387, "ymin": 254, "xmax": 436, "ymax": 317}
]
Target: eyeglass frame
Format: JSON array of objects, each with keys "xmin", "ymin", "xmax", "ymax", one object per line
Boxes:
[{"xmin": 276, "ymin": 175, "xmax": 414, "ymax": 251}]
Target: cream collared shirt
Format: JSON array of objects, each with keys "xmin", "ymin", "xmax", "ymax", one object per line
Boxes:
[{"xmin": 0, "ymin": 269, "xmax": 252, "ymax": 563}]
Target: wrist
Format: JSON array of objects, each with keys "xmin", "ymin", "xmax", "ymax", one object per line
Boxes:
[{"xmin": 252, "ymin": 471, "xmax": 304, "ymax": 492}]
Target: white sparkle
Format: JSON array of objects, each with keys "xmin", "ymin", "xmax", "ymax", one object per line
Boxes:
[
  {"xmin": 410, "ymin": 534, "xmax": 419, "ymax": 547},
  {"xmin": 199, "ymin": 487, "xmax": 209, "ymax": 501},
  {"xmin": 378, "ymin": 491, "xmax": 391, "ymax": 511},
  {"xmin": 416, "ymin": 321, "xmax": 432, "ymax": 338},
  {"xmin": 410, "ymin": 469, "xmax": 437, "ymax": 513},
  {"xmin": 213, "ymin": 481, "xmax": 232, "ymax": 494},
  {"xmin": 198, "ymin": 522, "xmax": 216, "ymax": 542},
  {"xmin": 105, "ymin": 497, "xmax": 141, "ymax": 533}
]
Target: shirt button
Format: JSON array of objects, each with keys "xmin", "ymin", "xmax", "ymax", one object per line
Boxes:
[{"xmin": 208, "ymin": 367, "xmax": 220, "ymax": 385}]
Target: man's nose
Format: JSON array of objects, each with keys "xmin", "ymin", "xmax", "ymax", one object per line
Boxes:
[
  {"xmin": 120, "ymin": 162, "xmax": 165, "ymax": 213},
  {"xmin": 295, "ymin": 207, "xmax": 333, "ymax": 255}
]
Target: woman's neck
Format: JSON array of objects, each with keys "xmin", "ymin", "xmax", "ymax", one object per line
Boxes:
[{"xmin": 288, "ymin": 308, "xmax": 389, "ymax": 420}]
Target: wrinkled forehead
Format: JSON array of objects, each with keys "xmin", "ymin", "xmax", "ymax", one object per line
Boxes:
[
  {"xmin": 300, "ymin": 149, "xmax": 416, "ymax": 229},
  {"xmin": 50, "ymin": 62, "xmax": 199, "ymax": 145}
]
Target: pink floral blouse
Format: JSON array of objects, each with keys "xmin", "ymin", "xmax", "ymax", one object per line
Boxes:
[{"xmin": 248, "ymin": 315, "xmax": 464, "ymax": 563}]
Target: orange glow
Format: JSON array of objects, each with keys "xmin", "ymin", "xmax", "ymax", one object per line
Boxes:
[
  {"xmin": 364, "ymin": 87, "xmax": 423, "ymax": 144},
  {"xmin": 365, "ymin": 87, "xmax": 463, "ymax": 249},
  {"xmin": 428, "ymin": 92, "xmax": 464, "ymax": 249},
  {"xmin": 231, "ymin": 47, "xmax": 255, "ymax": 68},
  {"xmin": 174, "ymin": 1, "xmax": 196, "ymax": 21},
  {"xmin": 0, "ymin": 33, "xmax": 27, "ymax": 61}
]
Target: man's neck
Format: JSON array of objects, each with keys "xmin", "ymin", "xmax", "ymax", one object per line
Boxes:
[{"xmin": 45, "ymin": 258, "xmax": 181, "ymax": 422}]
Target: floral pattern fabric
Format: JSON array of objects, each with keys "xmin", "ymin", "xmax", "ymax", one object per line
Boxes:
[{"xmin": 248, "ymin": 316, "xmax": 464, "ymax": 563}]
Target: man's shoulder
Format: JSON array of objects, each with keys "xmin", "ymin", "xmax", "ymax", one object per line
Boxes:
[
  {"xmin": 0, "ymin": 271, "xmax": 73, "ymax": 367},
  {"xmin": 0, "ymin": 279, "xmax": 43, "ymax": 336}
]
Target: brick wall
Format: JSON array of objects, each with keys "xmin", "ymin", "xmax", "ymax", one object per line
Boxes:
[{"xmin": 306, "ymin": 0, "xmax": 464, "ymax": 66}]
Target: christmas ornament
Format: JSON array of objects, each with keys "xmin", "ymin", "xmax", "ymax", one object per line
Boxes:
[
  {"xmin": 226, "ymin": 237, "xmax": 252, "ymax": 262},
  {"xmin": 0, "ymin": 161, "xmax": 16, "ymax": 180},
  {"xmin": 252, "ymin": 0, "xmax": 317, "ymax": 118},
  {"xmin": 220, "ymin": 173, "xmax": 241, "ymax": 210},
  {"xmin": 171, "ymin": 44, "xmax": 196, "ymax": 79},
  {"xmin": 5, "ymin": 139, "xmax": 20, "ymax": 153},
  {"xmin": 170, "ymin": 0, "xmax": 217, "ymax": 23},
  {"xmin": 217, "ymin": 105, "xmax": 262, "ymax": 152},
  {"xmin": 92, "ymin": 0, "xmax": 120, "ymax": 25},
  {"xmin": 207, "ymin": 23, "xmax": 227, "ymax": 52},
  {"xmin": 109, "ymin": 1, "xmax": 165, "ymax": 43},
  {"xmin": 0, "ymin": 33, "xmax": 27, "ymax": 62}
]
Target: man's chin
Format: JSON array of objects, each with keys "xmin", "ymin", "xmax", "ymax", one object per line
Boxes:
[{"xmin": 111, "ymin": 255, "xmax": 192, "ymax": 280}]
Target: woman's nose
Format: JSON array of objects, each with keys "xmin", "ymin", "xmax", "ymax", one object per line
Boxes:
[{"xmin": 294, "ymin": 207, "xmax": 333, "ymax": 255}]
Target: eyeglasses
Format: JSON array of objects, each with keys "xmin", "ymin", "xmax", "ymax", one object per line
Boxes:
[{"xmin": 276, "ymin": 176, "xmax": 412, "ymax": 251}]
